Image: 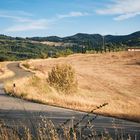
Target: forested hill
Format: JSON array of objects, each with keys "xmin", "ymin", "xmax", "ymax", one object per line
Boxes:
[
  {"xmin": 0, "ymin": 31, "xmax": 140, "ymax": 61},
  {"xmin": 0, "ymin": 35, "xmax": 59, "ymax": 61},
  {"xmin": 105, "ymin": 31, "xmax": 140, "ymax": 46},
  {"xmin": 29, "ymin": 31, "xmax": 140, "ymax": 46}
]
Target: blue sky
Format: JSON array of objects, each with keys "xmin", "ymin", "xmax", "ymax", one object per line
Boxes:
[{"xmin": 0, "ymin": 0, "xmax": 140, "ymax": 37}]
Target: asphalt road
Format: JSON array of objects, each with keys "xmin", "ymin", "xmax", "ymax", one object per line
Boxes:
[{"xmin": 0, "ymin": 62, "xmax": 140, "ymax": 139}]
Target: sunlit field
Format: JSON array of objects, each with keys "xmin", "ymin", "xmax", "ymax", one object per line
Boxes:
[{"xmin": 5, "ymin": 51, "xmax": 140, "ymax": 122}]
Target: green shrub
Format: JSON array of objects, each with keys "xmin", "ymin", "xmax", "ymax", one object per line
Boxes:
[
  {"xmin": 47, "ymin": 64, "xmax": 77, "ymax": 94},
  {"xmin": 55, "ymin": 49, "xmax": 73, "ymax": 58}
]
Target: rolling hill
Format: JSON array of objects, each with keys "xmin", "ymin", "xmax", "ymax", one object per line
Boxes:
[
  {"xmin": 0, "ymin": 31, "xmax": 140, "ymax": 61},
  {"xmin": 29, "ymin": 31, "xmax": 140, "ymax": 46}
]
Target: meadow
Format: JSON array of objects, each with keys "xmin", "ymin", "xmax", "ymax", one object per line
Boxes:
[{"xmin": 4, "ymin": 51, "xmax": 140, "ymax": 122}]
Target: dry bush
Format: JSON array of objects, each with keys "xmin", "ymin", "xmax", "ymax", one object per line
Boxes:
[
  {"xmin": 37, "ymin": 116, "xmax": 59, "ymax": 140},
  {"xmin": 22, "ymin": 63, "xmax": 30, "ymax": 69},
  {"xmin": 47, "ymin": 64, "xmax": 78, "ymax": 94}
]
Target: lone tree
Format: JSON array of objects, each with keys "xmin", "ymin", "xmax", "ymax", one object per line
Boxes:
[{"xmin": 47, "ymin": 64, "xmax": 78, "ymax": 94}]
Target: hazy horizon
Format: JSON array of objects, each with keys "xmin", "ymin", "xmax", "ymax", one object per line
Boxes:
[{"xmin": 1, "ymin": 30, "xmax": 140, "ymax": 38}]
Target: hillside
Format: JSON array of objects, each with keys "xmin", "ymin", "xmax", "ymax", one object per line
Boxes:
[
  {"xmin": 0, "ymin": 31, "xmax": 140, "ymax": 61},
  {"xmin": 0, "ymin": 35, "xmax": 63, "ymax": 61},
  {"xmin": 30, "ymin": 31, "xmax": 140, "ymax": 47},
  {"xmin": 26, "ymin": 51, "xmax": 140, "ymax": 121},
  {"xmin": 105, "ymin": 31, "xmax": 140, "ymax": 46},
  {"xmin": 6, "ymin": 51, "xmax": 140, "ymax": 121}
]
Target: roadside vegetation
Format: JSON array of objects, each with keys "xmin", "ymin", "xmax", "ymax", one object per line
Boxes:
[
  {"xmin": 0, "ymin": 62, "xmax": 14, "ymax": 80},
  {"xmin": 0, "ymin": 117, "xmax": 58, "ymax": 140},
  {"xmin": 1, "ymin": 103, "xmax": 138, "ymax": 140},
  {"xmin": 0, "ymin": 63, "xmax": 4, "ymax": 75}
]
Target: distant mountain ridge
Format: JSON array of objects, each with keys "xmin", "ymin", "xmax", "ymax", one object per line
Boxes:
[
  {"xmin": 0, "ymin": 31, "xmax": 140, "ymax": 47},
  {"xmin": 105, "ymin": 31, "xmax": 140, "ymax": 46},
  {"xmin": 0, "ymin": 31, "xmax": 140, "ymax": 61},
  {"xmin": 29, "ymin": 31, "xmax": 140, "ymax": 47}
]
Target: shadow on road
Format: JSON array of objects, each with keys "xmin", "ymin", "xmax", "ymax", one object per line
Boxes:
[{"xmin": 0, "ymin": 109, "xmax": 140, "ymax": 140}]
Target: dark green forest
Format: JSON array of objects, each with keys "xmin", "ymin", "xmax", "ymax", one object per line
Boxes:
[{"xmin": 0, "ymin": 31, "xmax": 140, "ymax": 61}]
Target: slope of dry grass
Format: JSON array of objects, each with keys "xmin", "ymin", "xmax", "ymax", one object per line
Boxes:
[
  {"xmin": 5, "ymin": 51, "xmax": 140, "ymax": 122},
  {"xmin": 0, "ymin": 62, "xmax": 15, "ymax": 80}
]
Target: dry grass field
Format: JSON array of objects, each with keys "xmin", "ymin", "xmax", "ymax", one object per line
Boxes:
[
  {"xmin": 0, "ymin": 63, "xmax": 7, "ymax": 76},
  {"xmin": 5, "ymin": 51, "xmax": 140, "ymax": 122},
  {"xmin": 0, "ymin": 62, "xmax": 14, "ymax": 80},
  {"xmin": 0, "ymin": 64, "xmax": 4, "ymax": 75}
]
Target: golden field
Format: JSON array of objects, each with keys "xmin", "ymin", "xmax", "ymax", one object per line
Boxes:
[
  {"xmin": 0, "ymin": 62, "xmax": 14, "ymax": 80},
  {"xmin": 5, "ymin": 51, "xmax": 140, "ymax": 122}
]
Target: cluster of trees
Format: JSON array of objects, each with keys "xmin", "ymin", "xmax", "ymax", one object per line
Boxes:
[
  {"xmin": 0, "ymin": 37, "xmax": 62, "ymax": 61},
  {"xmin": 0, "ymin": 37, "xmax": 132, "ymax": 62},
  {"xmin": 66, "ymin": 42, "xmax": 126, "ymax": 54}
]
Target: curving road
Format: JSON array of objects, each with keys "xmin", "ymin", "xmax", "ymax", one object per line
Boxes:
[
  {"xmin": 0, "ymin": 62, "xmax": 33, "ymax": 83},
  {"xmin": 0, "ymin": 62, "xmax": 140, "ymax": 139}
]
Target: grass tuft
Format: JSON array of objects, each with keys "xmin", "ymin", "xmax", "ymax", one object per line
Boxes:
[{"xmin": 22, "ymin": 63, "xmax": 30, "ymax": 69}]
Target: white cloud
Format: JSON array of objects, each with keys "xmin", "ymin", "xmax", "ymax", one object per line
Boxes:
[
  {"xmin": 0, "ymin": 14, "xmax": 31, "ymax": 22},
  {"xmin": 1, "ymin": 10, "xmax": 89, "ymax": 32},
  {"xmin": 0, "ymin": 10, "xmax": 32, "ymax": 20},
  {"xmin": 96, "ymin": 0, "xmax": 140, "ymax": 20},
  {"xmin": 0, "ymin": 10, "xmax": 32, "ymax": 16},
  {"xmin": 0, "ymin": 10, "xmax": 48, "ymax": 32},
  {"xmin": 5, "ymin": 19, "xmax": 48, "ymax": 32},
  {"xmin": 114, "ymin": 12, "xmax": 140, "ymax": 21},
  {"xmin": 57, "ymin": 11, "xmax": 89, "ymax": 19}
]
